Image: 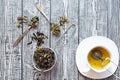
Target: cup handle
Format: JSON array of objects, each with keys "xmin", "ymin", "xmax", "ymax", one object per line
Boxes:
[{"xmin": 83, "ymin": 64, "xmax": 91, "ymax": 74}]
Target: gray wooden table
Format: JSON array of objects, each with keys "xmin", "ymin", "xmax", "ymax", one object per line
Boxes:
[{"xmin": 0, "ymin": 0, "xmax": 120, "ymax": 80}]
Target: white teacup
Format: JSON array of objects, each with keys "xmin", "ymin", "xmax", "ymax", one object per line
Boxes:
[
  {"xmin": 86, "ymin": 46, "xmax": 112, "ymax": 73},
  {"xmin": 76, "ymin": 36, "xmax": 119, "ymax": 79},
  {"xmin": 83, "ymin": 36, "xmax": 116, "ymax": 73}
]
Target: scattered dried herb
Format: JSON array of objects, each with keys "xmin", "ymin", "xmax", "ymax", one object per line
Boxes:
[
  {"xmin": 16, "ymin": 16, "xmax": 39, "ymax": 28},
  {"xmin": 27, "ymin": 41, "xmax": 32, "ymax": 45},
  {"xmin": 34, "ymin": 47, "xmax": 55, "ymax": 70},
  {"xmin": 35, "ymin": 3, "xmax": 69, "ymax": 36},
  {"xmin": 13, "ymin": 16, "xmax": 39, "ymax": 48},
  {"xmin": 59, "ymin": 16, "xmax": 68, "ymax": 26},
  {"xmin": 28, "ymin": 16, "xmax": 39, "ymax": 28},
  {"xmin": 16, "ymin": 16, "xmax": 28, "ymax": 28},
  {"xmin": 50, "ymin": 16, "xmax": 69, "ymax": 36},
  {"xmin": 27, "ymin": 31, "xmax": 48, "ymax": 46},
  {"xmin": 50, "ymin": 23, "xmax": 61, "ymax": 36}
]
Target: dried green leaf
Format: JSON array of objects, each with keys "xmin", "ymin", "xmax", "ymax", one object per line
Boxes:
[{"xmin": 27, "ymin": 41, "xmax": 32, "ymax": 45}]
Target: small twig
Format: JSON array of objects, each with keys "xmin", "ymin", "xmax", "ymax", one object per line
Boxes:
[{"xmin": 13, "ymin": 26, "xmax": 32, "ymax": 48}]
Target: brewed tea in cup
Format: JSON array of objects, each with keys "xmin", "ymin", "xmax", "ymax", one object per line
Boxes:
[{"xmin": 87, "ymin": 46, "xmax": 111, "ymax": 73}]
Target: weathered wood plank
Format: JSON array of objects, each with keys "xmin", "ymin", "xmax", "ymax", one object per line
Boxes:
[
  {"xmin": 4, "ymin": 0, "xmax": 22, "ymax": 80},
  {"xmin": 95, "ymin": 0, "xmax": 108, "ymax": 36},
  {"xmin": 34, "ymin": 0, "xmax": 51, "ymax": 80},
  {"xmin": 106, "ymin": 0, "xmax": 120, "ymax": 80},
  {"xmin": 50, "ymin": 0, "xmax": 65, "ymax": 80},
  {"xmin": 0, "ymin": 0, "xmax": 120, "ymax": 80},
  {"xmin": 78, "ymin": 0, "xmax": 120, "ymax": 80},
  {"xmin": 95, "ymin": 0, "xmax": 109, "ymax": 80},
  {"xmin": 22, "ymin": 0, "xmax": 51, "ymax": 80},
  {"xmin": 78, "ymin": 0, "xmax": 97, "ymax": 80},
  {"xmin": 0, "ymin": 0, "xmax": 5, "ymax": 80},
  {"xmin": 65, "ymin": 0, "xmax": 79, "ymax": 80},
  {"xmin": 22, "ymin": 0, "xmax": 40, "ymax": 80}
]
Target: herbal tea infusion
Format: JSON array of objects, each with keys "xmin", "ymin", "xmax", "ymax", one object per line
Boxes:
[{"xmin": 88, "ymin": 47, "xmax": 110, "ymax": 69}]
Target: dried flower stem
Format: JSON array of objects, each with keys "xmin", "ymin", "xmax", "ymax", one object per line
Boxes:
[{"xmin": 13, "ymin": 16, "xmax": 39, "ymax": 48}]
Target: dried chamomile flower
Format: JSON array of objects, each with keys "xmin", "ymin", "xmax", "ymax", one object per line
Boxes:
[
  {"xmin": 50, "ymin": 23, "xmax": 61, "ymax": 36},
  {"xmin": 59, "ymin": 16, "xmax": 68, "ymax": 26}
]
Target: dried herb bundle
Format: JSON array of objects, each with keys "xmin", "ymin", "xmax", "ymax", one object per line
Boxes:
[
  {"xmin": 27, "ymin": 31, "xmax": 48, "ymax": 46},
  {"xmin": 50, "ymin": 16, "xmax": 68, "ymax": 36},
  {"xmin": 16, "ymin": 16, "xmax": 39, "ymax": 28},
  {"xmin": 34, "ymin": 48, "xmax": 55, "ymax": 70}
]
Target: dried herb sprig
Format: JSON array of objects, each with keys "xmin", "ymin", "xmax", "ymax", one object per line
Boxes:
[
  {"xmin": 35, "ymin": 3, "xmax": 68, "ymax": 36},
  {"xmin": 13, "ymin": 16, "xmax": 39, "ymax": 48},
  {"xmin": 50, "ymin": 23, "xmax": 61, "ymax": 36},
  {"xmin": 16, "ymin": 16, "xmax": 39, "ymax": 28},
  {"xmin": 27, "ymin": 31, "xmax": 48, "ymax": 46},
  {"xmin": 50, "ymin": 16, "xmax": 69, "ymax": 36},
  {"xmin": 59, "ymin": 16, "xmax": 69, "ymax": 26}
]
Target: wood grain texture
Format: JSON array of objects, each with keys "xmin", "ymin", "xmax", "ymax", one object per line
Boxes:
[
  {"xmin": 36, "ymin": 0, "xmax": 51, "ymax": 80},
  {"xmin": 22, "ymin": 0, "xmax": 41, "ymax": 80},
  {"xmin": 3, "ymin": 0, "xmax": 22, "ymax": 80},
  {"xmin": 65, "ymin": 0, "xmax": 79, "ymax": 80},
  {"xmin": 0, "ymin": 0, "xmax": 120, "ymax": 80},
  {"xmin": 95, "ymin": 0, "xmax": 108, "ymax": 80},
  {"xmin": 35, "ymin": 0, "xmax": 51, "ymax": 80},
  {"xmin": 106, "ymin": 0, "xmax": 120, "ymax": 80},
  {"xmin": 0, "ymin": 0, "xmax": 5, "ymax": 80},
  {"xmin": 50, "ymin": 0, "xmax": 65, "ymax": 80},
  {"xmin": 79, "ymin": 0, "xmax": 95, "ymax": 79}
]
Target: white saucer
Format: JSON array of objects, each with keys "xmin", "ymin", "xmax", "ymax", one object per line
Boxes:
[{"xmin": 76, "ymin": 36, "xmax": 119, "ymax": 79}]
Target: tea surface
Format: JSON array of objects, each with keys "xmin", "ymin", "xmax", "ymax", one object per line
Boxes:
[{"xmin": 88, "ymin": 47, "xmax": 110, "ymax": 69}]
